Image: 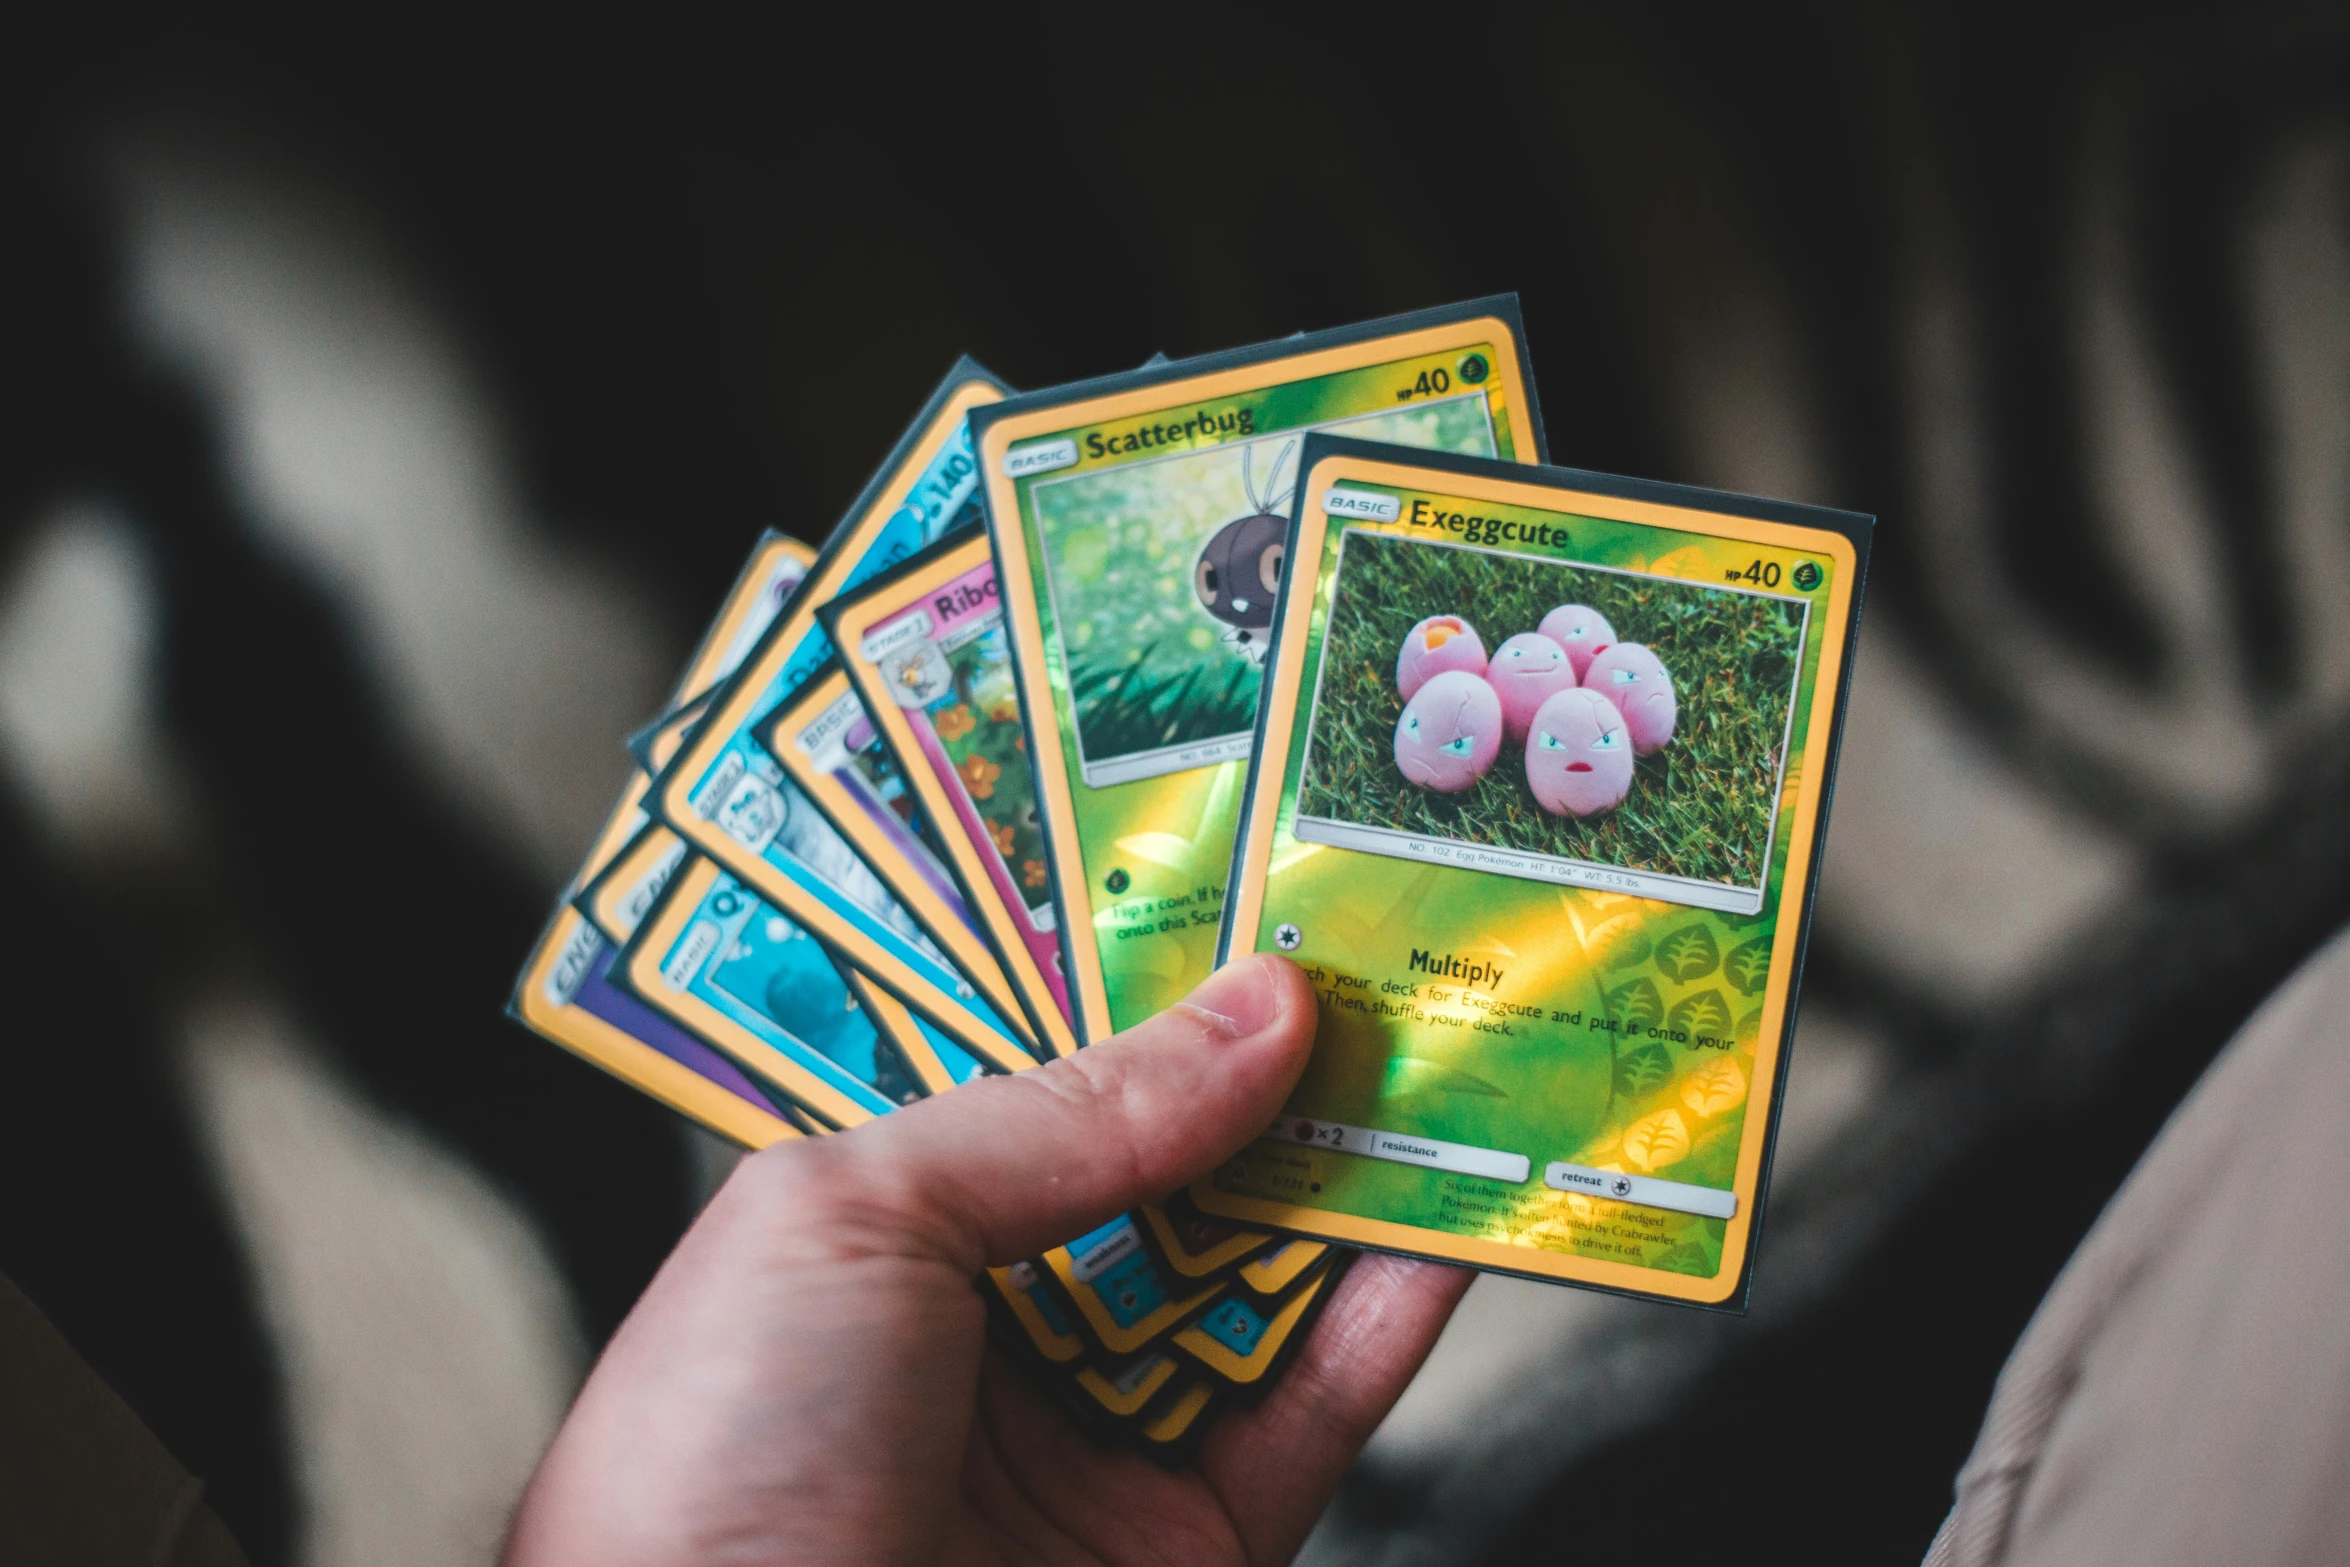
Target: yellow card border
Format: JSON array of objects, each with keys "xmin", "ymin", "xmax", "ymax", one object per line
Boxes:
[
  {"xmin": 829, "ymin": 532, "xmax": 1081, "ymax": 1059},
  {"xmin": 1197, "ymin": 450, "xmax": 1863, "ymax": 1306},
  {"xmin": 1235, "ymin": 1239, "xmax": 1330, "ymax": 1299},
  {"xmin": 1137, "ymin": 1377, "xmax": 1217, "ymax": 1449},
  {"xmin": 977, "ymin": 316, "xmax": 1536, "ymax": 1044}
]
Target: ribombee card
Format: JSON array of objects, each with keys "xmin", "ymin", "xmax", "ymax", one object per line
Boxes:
[
  {"xmin": 1205, "ymin": 438, "xmax": 1869, "ymax": 1305},
  {"xmin": 650, "ymin": 361, "xmax": 1040, "ymax": 1074},
  {"xmin": 973, "ymin": 299, "xmax": 1545, "ymax": 1044},
  {"xmin": 823, "ymin": 528, "xmax": 1079, "ymax": 1057}
]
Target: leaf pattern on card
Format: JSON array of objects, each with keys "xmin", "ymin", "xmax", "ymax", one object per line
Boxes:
[
  {"xmin": 1654, "ymin": 924, "xmax": 1721, "ymax": 983},
  {"xmin": 1680, "ymin": 1057, "xmax": 1748, "ymax": 1118},
  {"xmin": 1622, "ymin": 1109, "xmax": 1691, "ymax": 1171},
  {"xmin": 1667, "ymin": 988, "xmax": 1734, "ymax": 1043},
  {"xmin": 1607, "ymin": 977, "xmax": 1664, "ymax": 1032},
  {"xmin": 1724, "ymin": 935, "xmax": 1771, "ymax": 997},
  {"xmin": 1614, "ymin": 1040, "xmax": 1675, "ymax": 1100}
]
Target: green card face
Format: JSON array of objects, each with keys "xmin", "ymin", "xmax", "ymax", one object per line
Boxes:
[
  {"xmin": 975, "ymin": 299, "xmax": 1545, "ymax": 1043},
  {"xmin": 1203, "ymin": 438, "xmax": 1870, "ymax": 1307}
]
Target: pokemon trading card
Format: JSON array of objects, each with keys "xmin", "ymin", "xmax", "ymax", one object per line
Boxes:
[
  {"xmin": 1171, "ymin": 1250, "xmax": 1348, "ymax": 1397},
  {"xmin": 621, "ymin": 856, "xmax": 957, "ymax": 1129},
  {"xmin": 1207, "ymin": 438, "xmax": 1870, "ymax": 1306},
  {"xmin": 760, "ymin": 665, "xmax": 1036, "ymax": 1048},
  {"xmin": 651, "ymin": 361, "xmax": 1039, "ymax": 1075},
  {"xmin": 973, "ymin": 299, "xmax": 1545, "ymax": 1043},
  {"xmin": 512, "ymin": 905, "xmax": 812, "ymax": 1148},
  {"xmin": 823, "ymin": 529, "xmax": 1079, "ymax": 1057}
]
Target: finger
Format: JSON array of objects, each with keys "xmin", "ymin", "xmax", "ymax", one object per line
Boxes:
[
  {"xmin": 1200, "ymin": 1254, "xmax": 1473, "ymax": 1563},
  {"xmin": 751, "ymin": 953, "xmax": 1316, "ymax": 1269}
]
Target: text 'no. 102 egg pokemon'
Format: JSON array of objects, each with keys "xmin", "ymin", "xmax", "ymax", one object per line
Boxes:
[
  {"xmin": 1488, "ymin": 631, "xmax": 1579, "ymax": 745},
  {"xmin": 1524, "ymin": 686, "xmax": 1634, "ymax": 815},
  {"xmin": 1394, "ymin": 670, "xmax": 1503, "ymax": 792},
  {"xmin": 1396, "ymin": 615, "xmax": 1488, "ymax": 700},
  {"xmin": 1584, "ymin": 642, "xmax": 1678, "ymax": 754},
  {"xmin": 1537, "ymin": 603, "xmax": 1616, "ymax": 681}
]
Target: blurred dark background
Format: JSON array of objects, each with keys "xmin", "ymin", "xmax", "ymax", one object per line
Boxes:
[{"xmin": 6, "ymin": 8, "xmax": 2348, "ymax": 1564}]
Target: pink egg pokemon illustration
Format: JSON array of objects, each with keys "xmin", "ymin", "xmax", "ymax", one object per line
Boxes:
[
  {"xmin": 1524, "ymin": 687, "xmax": 1634, "ymax": 816},
  {"xmin": 1394, "ymin": 670, "xmax": 1503, "ymax": 793},
  {"xmin": 1585, "ymin": 642, "xmax": 1678, "ymax": 754},
  {"xmin": 1487, "ymin": 631, "xmax": 1579, "ymax": 746},
  {"xmin": 1537, "ymin": 603, "xmax": 1616, "ymax": 682},
  {"xmin": 1396, "ymin": 615, "xmax": 1488, "ymax": 701}
]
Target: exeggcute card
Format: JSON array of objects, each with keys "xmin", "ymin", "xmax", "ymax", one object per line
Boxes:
[
  {"xmin": 650, "ymin": 361, "xmax": 1040, "ymax": 1075},
  {"xmin": 821, "ymin": 528, "xmax": 1079, "ymax": 1058},
  {"xmin": 1205, "ymin": 437, "xmax": 1870, "ymax": 1306},
  {"xmin": 973, "ymin": 299, "xmax": 1545, "ymax": 1044},
  {"xmin": 758, "ymin": 664, "xmax": 1038, "ymax": 1052}
]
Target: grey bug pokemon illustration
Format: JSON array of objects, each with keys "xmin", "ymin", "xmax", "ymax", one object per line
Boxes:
[{"xmin": 1193, "ymin": 439, "xmax": 1298, "ymax": 664}]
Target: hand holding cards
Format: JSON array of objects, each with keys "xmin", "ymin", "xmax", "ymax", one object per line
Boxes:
[{"xmin": 507, "ymin": 296, "xmax": 1871, "ymax": 1497}]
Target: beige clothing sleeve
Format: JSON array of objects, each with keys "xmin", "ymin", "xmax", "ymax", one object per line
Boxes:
[
  {"xmin": 0, "ymin": 1272, "xmax": 250, "ymax": 1567},
  {"xmin": 1926, "ymin": 923, "xmax": 2350, "ymax": 1567}
]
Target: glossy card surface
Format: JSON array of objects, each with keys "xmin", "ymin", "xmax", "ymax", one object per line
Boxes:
[
  {"xmin": 1205, "ymin": 439, "xmax": 1869, "ymax": 1305},
  {"xmin": 974, "ymin": 300, "xmax": 1544, "ymax": 1043}
]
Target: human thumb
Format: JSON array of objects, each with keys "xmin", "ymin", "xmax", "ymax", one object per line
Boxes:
[{"xmin": 764, "ymin": 952, "xmax": 1317, "ymax": 1269}]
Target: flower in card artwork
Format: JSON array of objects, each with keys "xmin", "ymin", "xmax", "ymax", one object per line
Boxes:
[
  {"xmin": 989, "ymin": 820, "xmax": 1016, "ymax": 857},
  {"xmin": 1022, "ymin": 859, "xmax": 1047, "ymax": 888},
  {"xmin": 959, "ymin": 753, "xmax": 1001, "ymax": 799},
  {"xmin": 935, "ymin": 704, "xmax": 976, "ymax": 742}
]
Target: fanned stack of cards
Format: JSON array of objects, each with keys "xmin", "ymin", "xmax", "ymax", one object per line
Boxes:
[{"xmin": 514, "ymin": 297, "xmax": 1873, "ymax": 1460}]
